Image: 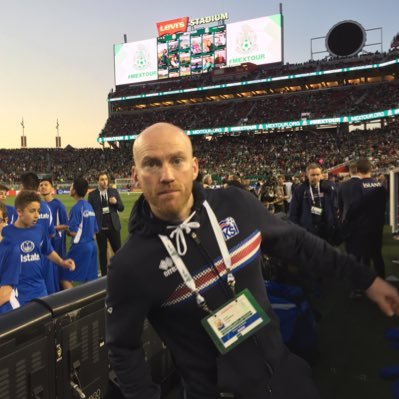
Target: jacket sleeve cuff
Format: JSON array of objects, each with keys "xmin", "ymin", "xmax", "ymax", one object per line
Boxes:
[{"xmin": 350, "ymin": 261, "xmax": 378, "ymax": 290}]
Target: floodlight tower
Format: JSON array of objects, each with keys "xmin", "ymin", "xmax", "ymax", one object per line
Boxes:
[
  {"xmin": 55, "ymin": 119, "xmax": 61, "ymax": 148},
  {"xmin": 20, "ymin": 118, "xmax": 27, "ymax": 148}
]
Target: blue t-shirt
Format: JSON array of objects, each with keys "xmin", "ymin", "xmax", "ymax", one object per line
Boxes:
[
  {"xmin": 47, "ymin": 198, "xmax": 68, "ymax": 236},
  {"xmin": 46, "ymin": 198, "xmax": 68, "ymax": 256},
  {"xmin": 69, "ymin": 200, "xmax": 99, "ymax": 245},
  {"xmin": 1, "ymin": 224, "xmax": 53, "ymax": 305},
  {"xmin": 0, "ymin": 241, "xmax": 21, "ymax": 314},
  {"xmin": 38, "ymin": 200, "xmax": 56, "ymax": 237},
  {"xmin": 5, "ymin": 205, "xmax": 18, "ymax": 225}
]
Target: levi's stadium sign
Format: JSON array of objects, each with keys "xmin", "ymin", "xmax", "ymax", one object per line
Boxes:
[
  {"xmin": 156, "ymin": 13, "xmax": 229, "ymax": 36},
  {"xmin": 156, "ymin": 17, "xmax": 189, "ymax": 37},
  {"xmin": 189, "ymin": 12, "xmax": 229, "ymax": 27}
]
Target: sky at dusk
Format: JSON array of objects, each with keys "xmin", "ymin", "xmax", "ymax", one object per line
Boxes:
[{"xmin": 0, "ymin": 0, "xmax": 397, "ymax": 149}]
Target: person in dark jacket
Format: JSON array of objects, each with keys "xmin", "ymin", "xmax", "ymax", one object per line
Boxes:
[
  {"xmin": 289, "ymin": 163, "xmax": 337, "ymax": 243},
  {"xmin": 106, "ymin": 123, "xmax": 399, "ymax": 399},
  {"xmin": 338, "ymin": 159, "xmax": 387, "ymax": 278},
  {"xmin": 88, "ymin": 171, "xmax": 124, "ymax": 276}
]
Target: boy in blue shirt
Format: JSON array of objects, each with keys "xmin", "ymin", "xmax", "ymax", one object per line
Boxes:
[
  {"xmin": 0, "ymin": 191, "xmax": 75, "ymax": 313},
  {"xmin": 0, "ymin": 184, "xmax": 17, "ymax": 225},
  {"xmin": 20, "ymin": 173, "xmax": 58, "ymax": 294},
  {"xmin": 39, "ymin": 177, "xmax": 69, "ymax": 291},
  {"xmin": 0, "ymin": 203, "xmax": 20, "ymax": 314},
  {"xmin": 61, "ymin": 177, "xmax": 99, "ymax": 289}
]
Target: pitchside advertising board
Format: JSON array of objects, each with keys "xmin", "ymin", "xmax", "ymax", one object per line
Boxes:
[{"xmin": 114, "ymin": 13, "xmax": 282, "ymax": 86}]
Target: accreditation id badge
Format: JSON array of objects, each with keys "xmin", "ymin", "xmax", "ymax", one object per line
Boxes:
[
  {"xmin": 201, "ymin": 289, "xmax": 270, "ymax": 354},
  {"xmin": 311, "ymin": 206, "xmax": 323, "ymax": 216},
  {"xmin": 102, "ymin": 206, "xmax": 110, "ymax": 214}
]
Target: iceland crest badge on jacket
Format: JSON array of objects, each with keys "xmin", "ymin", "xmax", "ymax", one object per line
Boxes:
[{"xmin": 219, "ymin": 217, "xmax": 239, "ymax": 241}]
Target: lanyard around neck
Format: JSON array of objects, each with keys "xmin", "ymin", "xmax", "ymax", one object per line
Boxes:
[
  {"xmin": 309, "ymin": 184, "xmax": 320, "ymax": 205},
  {"xmin": 158, "ymin": 200, "xmax": 236, "ymax": 312}
]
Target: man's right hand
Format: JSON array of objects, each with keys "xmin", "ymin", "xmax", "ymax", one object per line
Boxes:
[{"xmin": 366, "ymin": 277, "xmax": 399, "ymax": 317}]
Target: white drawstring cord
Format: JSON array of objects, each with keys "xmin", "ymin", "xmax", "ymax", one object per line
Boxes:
[{"xmin": 166, "ymin": 211, "xmax": 200, "ymax": 256}]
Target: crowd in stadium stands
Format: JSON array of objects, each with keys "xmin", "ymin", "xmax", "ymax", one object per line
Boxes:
[
  {"xmin": 1, "ymin": 122, "xmax": 398, "ymax": 187},
  {"xmin": 192, "ymin": 122, "xmax": 399, "ymax": 181},
  {"xmin": 0, "ymin": 148, "xmax": 131, "ymax": 186},
  {"xmin": 247, "ymin": 83, "xmax": 399, "ymax": 122},
  {"xmin": 108, "ymin": 48, "xmax": 399, "ymax": 99},
  {"xmin": 101, "ymin": 81, "xmax": 399, "ymax": 137}
]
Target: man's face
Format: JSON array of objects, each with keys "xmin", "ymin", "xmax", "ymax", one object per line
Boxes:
[
  {"xmin": 0, "ymin": 190, "xmax": 7, "ymax": 201},
  {"xmin": 307, "ymin": 168, "xmax": 322, "ymax": 186},
  {"xmin": 133, "ymin": 125, "xmax": 199, "ymax": 222},
  {"xmin": 277, "ymin": 176, "xmax": 284, "ymax": 185},
  {"xmin": 39, "ymin": 181, "xmax": 53, "ymax": 196},
  {"xmin": 17, "ymin": 202, "xmax": 40, "ymax": 227},
  {"xmin": 98, "ymin": 174, "xmax": 109, "ymax": 190}
]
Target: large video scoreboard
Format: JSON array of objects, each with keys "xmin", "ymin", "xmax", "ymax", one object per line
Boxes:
[
  {"xmin": 114, "ymin": 14, "xmax": 282, "ymax": 86},
  {"xmin": 157, "ymin": 25, "xmax": 227, "ymax": 79}
]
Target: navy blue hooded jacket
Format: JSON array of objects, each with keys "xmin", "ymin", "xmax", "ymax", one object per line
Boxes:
[{"xmin": 106, "ymin": 184, "xmax": 375, "ymax": 399}]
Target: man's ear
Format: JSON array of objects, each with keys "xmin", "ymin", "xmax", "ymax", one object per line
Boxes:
[
  {"xmin": 132, "ymin": 166, "xmax": 140, "ymax": 188},
  {"xmin": 192, "ymin": 157, "xmax": 199, "ymax": 181}
]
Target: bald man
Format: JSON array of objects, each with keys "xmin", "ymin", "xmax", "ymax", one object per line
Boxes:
[{"xmin": 106, "ymin": 123, "xmax": 399, "ymax": 399}]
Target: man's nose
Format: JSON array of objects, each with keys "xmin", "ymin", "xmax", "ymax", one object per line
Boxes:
[{"xmin": 160, "ymin": 163, "xmax": 175, "ymax": 183}]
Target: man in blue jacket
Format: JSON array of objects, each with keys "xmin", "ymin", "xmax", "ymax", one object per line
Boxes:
[
  {"xmin": 106, "ymin": 123, "xmax": 399, "ymax": 399},
  {"xmin": 289, "ymin": 163, "xmax": 337, "ymax": 243}
]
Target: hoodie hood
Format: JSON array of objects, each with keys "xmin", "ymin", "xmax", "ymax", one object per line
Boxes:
[{"xmin": 128, "ymin": 182, "xmax": 206, "ymax": 237}]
